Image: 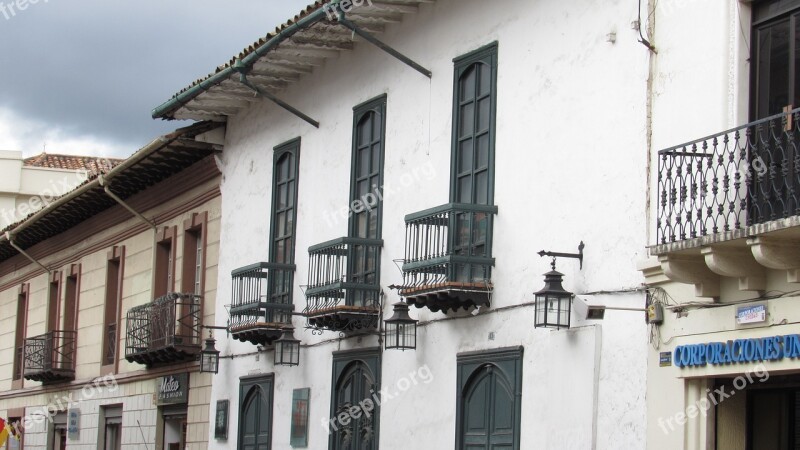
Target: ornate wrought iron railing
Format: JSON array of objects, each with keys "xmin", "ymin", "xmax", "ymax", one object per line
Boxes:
[
  {"xmin": 124, "ymin": 293, "xmax": 202, "ymax": 365},
  {"xmin": 304, "ymin": 237, "xmax": 383, "ymax": 330},
  {"xmin": 23, "ymin": 330, "xmax": 76, "ymax": 382},
  {"xmin": 400, "ymin": 203, "xmax": 497, "ymax": 291},
  {"xmin": 657, "ymin": 108, "xmax": 800, "ymax": 244},
  {"xmin": 228, "ymin": 262, "xmax": 296, "ymax": 344}
]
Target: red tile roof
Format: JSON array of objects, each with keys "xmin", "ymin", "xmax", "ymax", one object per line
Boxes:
[{"xmin": 23, "ymin": 153, "xmax": 124, "ymax": 175}]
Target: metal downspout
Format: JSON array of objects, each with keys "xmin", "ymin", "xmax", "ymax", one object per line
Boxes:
[
  {"xmin": 98, "ymin": 175, "xmax": 157, "ymax": 230},
  {"xmin": 5, "ymin": 232, "xmax": 49, "ymax": 274}
]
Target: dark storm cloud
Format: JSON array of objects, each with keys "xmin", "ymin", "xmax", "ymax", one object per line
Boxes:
[{"xmin": 0, "ymin": 0, "xmax": 312, "ymax": 156}]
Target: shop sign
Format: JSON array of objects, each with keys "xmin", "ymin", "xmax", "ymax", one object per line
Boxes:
[
  {"xmin": 67, "ymin": 409, "xmax": 80, "ymax": 440},
  {"xmin": 674, "ymin": 334, "xmax": 800, "ymax": 368},
  {"xmin": 156, "ymin": 373, "xmax": 189, "ymax": 405},
  {"xmin": 659, "ymin": 352, "xmax": 672, "ymax": 367},
  {"xmin": 736, "ymin": 304, "xmax": 767, "ymax": 325}
]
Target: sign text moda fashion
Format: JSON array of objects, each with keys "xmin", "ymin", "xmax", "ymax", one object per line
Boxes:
[{"xmin": 674, "ymin": 334, "xmax": 800, "ymax": 368}]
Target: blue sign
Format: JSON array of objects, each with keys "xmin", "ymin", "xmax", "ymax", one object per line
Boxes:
[{"xmin": 674, "ymin": 334, "xmax": 800, "ymax": 368}]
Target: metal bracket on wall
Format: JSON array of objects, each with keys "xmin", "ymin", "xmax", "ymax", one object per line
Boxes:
[
  {"xmin": 234, "ymin": 62, "xmax": 320, "ymax": 128},
  {"xmin": 537, "ymin": 241, "xmax": 585, "ymax": 269},
  {"xmin": 5, "ymin": 231, "xmax": 49, "ymax": 274},
  {"xmin": 336, "ymin": 14, "xmax": 432, "ymax": 79},
  {"xmin": 98, "ymin": 175, "xmax": 157, "ymax": 230}
]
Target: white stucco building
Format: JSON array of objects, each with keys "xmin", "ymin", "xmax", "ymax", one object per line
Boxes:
[{"xmin": 154, "ymin": 1, "xmax": 651, "ymax": 449}]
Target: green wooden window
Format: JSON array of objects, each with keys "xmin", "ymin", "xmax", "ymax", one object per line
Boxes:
[
  {"xmin": 451, "ymin": 43, "xmax": 498, "ymax": 282},
  {"xmin": 329, "ymin": 348, "xmax": 381, "ymax": 450},
  {"xmin": 456, "ymin": 347, "xmax": 523, "ymax": 450},
  {"xmin": 349, "ymin": 95, "xmax": 387, "ymax": 240},
  {"xmin": 271, "ymin": 138, "xmax": 300, "ymax": 264},
  {"xmin": 451, "ymin": 42, "xmax": 498, "ymax": 206},
  {"xmin": 239, "ymin": 375, "xmax": 274, "ymax": 450},
  {"xmin": 269, "ymin": 138, "xmax": 300, "ymax": 317},
  {"xmin": 348, "ymin": 96, "xmax": 386, "ymax": 306}
]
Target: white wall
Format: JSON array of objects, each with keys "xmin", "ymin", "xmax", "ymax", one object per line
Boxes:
[{"xmin": 210, "ymin": 0, "xmax": 650, "ymax": 448}]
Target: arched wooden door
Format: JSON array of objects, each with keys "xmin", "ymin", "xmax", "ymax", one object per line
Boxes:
[
  {"xmin": 239, "ymin": 376, "xmax": 274, "ymax": 450},
  {"xmin": 461, "ymin": 365, "xmax": 515, "ymax": 448},
  {"xmin": 456, "ymin": 347, "xmax": 523, "ymax": 450},
  {"xmin": 330, "ymin": 348, "xmax": 381, "ymax": 450}
]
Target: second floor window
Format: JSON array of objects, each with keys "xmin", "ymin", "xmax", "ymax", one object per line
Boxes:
[
  {"xmin": 154, "ymin": 227, "xmax": 176, "ymax": 298},
  {"xmin": 103, "ymin": 246, "xmax": 124, "ymax": 370},
  {"xmin": 350, "ymin": 96, "xmax": 386, "ymax": 241},
  {"xmin": 272, "ymin": 140, "xmax": 300, "ymax": 265},
  {"xmin": 451, "ymin": 43, "xmax": 498, "ymax": 282},
  {"xmin": 269, "ymin": 139, "xmax": 300, "ymax": 319},
  {"xmin": 12, "ymin": 285, "xmax": 28, "ymax": 383},
  {"xmin": 452, "ymin": 42, "xmax": 497, "ymax": 206},
  {"xmin": 349, "ymin": 96, "xmax": 386, "ymax": 302},
  {"xmin": 182, "ymin": 213, "xmax": 207, "ymax": 297},
  {"xmin": 752, "ymin": 1, "xmax": 800, "ymax": 120}
]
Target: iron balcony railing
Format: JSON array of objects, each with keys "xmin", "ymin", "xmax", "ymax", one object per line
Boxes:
[
  {"xmin": 304, "ymin": 237, "xmax": 383, "ymax": 327},
  {"xmin": 229, "ymin": 262, "xmax": 296, "ymax": 344},
  {"xmin": 125, "ymin": 293, "xmax": 202, "ymax": 365},
  {"xmin": 23, "ymin": 330, "xmax": 77, "ymax": 383},
  {"xmin": 657, "ymin": 108, "xmax": 800, "ymax": 244},
  {"xmin": 400, "ymin": 203, "xmax": 498, "ymax": 291}
]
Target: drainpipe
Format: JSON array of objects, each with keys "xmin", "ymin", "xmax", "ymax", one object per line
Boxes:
[
  {"xmin": 98, "ymin": 175, "xmax": 157, "ymax": 230},
  {"xmin": 5, "ymin": 232, "xmax": 49, "ymax": 274},
  {"xmin": 643, "ymin": 0, "xmax": 657, "ymax": 246}
]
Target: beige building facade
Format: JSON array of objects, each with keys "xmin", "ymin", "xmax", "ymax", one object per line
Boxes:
[
  {"xmin": 641, "ymin": 1, "xmax": 800, "ymax": 448},
  {"xmin": 0, "ymin": 123, "xmax": 223, "ymax": 450}
]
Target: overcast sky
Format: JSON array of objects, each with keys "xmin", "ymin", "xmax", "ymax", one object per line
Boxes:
[{"xmin": 0, "ymin": 0, "xmax": 311, "ymax": 158}]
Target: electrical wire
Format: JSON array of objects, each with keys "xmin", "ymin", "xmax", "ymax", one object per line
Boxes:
[{"xmin": 638, "ymin": 0, "xmax": 658, "ymax": 53}]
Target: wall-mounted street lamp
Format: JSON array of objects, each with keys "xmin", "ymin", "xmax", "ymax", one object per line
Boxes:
[
  {"xmin": 384, "ymin": 301, "xmax": 418, "ymax": 351},
  {"xmin": 534, "ymin": 242, "xmax": 585, "ymax": 330},
  {"xmin": 274, "ymin": 327, "xmax": 301, "ymax": 366},
  {"xmin": 199, "ymin": 325, "xmax": 228, "ymax": 374},
  {"xmin": 200, "ymin": 334, "xmax": 221, "ymax": 374}
]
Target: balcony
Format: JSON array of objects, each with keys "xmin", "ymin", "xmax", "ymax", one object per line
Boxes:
[
  {"xmin": 229, "ymin": 262, "xmax": 296, "ymax": 345},
  {"xmin": 23, "ymin": 331, "xmax": 76, "ymax": 383},
  {"xmin": 304, "ymin": 237, "xmax": 383, "ymax": 332},
  {"xmin": 657, "ymin": 108, "xmax": 800, "ymax": 246},
  {"xmin": 398, "ymin": 203, "xmax": 497, "ymax": 313},
  {"xmin": 652, "ymin": 108, "xmax": 800, "ymax": 298},
  {"xmin": 125, "ymin": 293, "xmax": 202, "ymax": 366}
]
